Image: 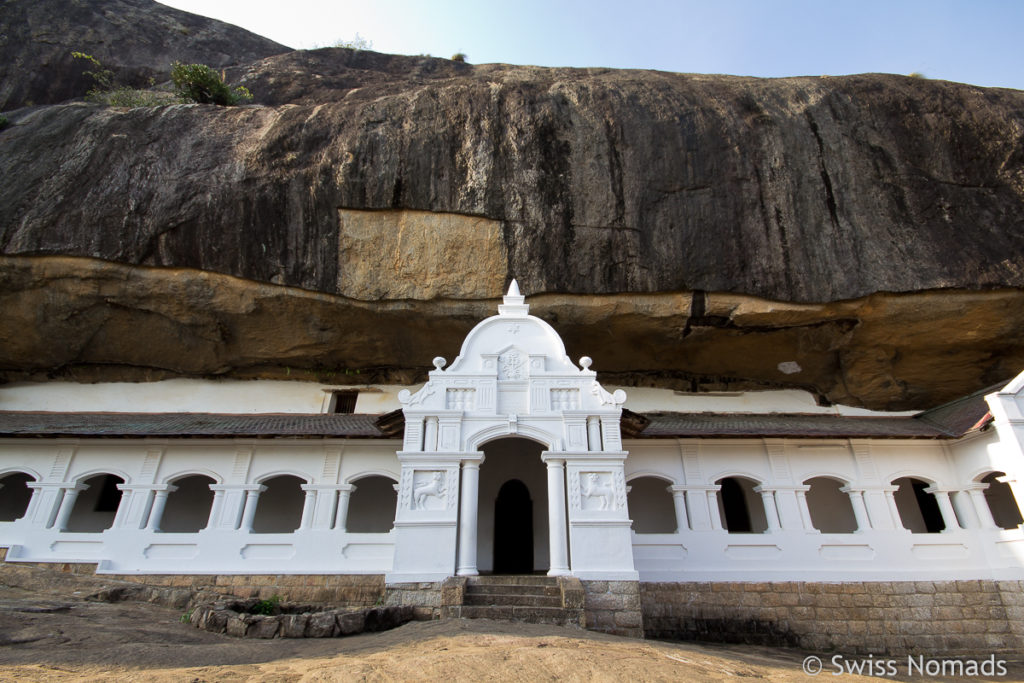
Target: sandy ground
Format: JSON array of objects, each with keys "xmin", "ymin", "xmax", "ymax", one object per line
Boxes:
[{"xmin": 1, "ymin": 582, "xmax": 1021, "ymax": 682}]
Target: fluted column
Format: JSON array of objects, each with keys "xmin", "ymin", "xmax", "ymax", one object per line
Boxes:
[
  {"xmin": 669, "ymin": 485, "xmax": 689, "ymax": 533},
  {"xmin": 298, "ymin": 485, "xmax": 317, "ymax": 531},
  {"xmin": 238, "ymin": 485, "xmax": 266, "ymax": 532},
  {"xmin": 546, "ymin": 457, "xmax": 570, "ymax": 576},
  {"xmin": 424, "ymin": 417, "xmax": 439, "ymax": 451},
  {"xmin": 144, "ymin": 486, "xmax": 176, "ymax": 532},
  {"xmin": 842, "ymin": 487, "xmax": 872, "ymax": 532},
  {"xmin": 925, "ymin": 487, "xmax": 961, "ymax": 533},
  {"xmin": 587, "ymin": 417, "xmax": 603, "ymax": 451},
  {"xmin": 53, "ymin": 484, "xmax": 88, "ymax": 531},
  {"xmin": 884, "ymin": 488, "xmax": 906, "ymax": 531},
  {"xmin": 966, "ymin": 484, "xmax": 999, "ymax": 530},
  {"xmin": 456, "ymin": 460, "xmax": 481, "ymax": 576},
  {"xmin": 794, "ymin": 488, "xmax": 815, "ymax": 531},
  {"xmin": 334, "ymin": 484, "xmax": 355, "ymax": 531},
  {"xmin": 707, "ymin": 489, "xmax": 723, "ymax": 531}
]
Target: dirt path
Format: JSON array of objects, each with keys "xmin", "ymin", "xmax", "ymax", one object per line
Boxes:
[{"xmin": 1, "ymin": 581, "xmax": 1020, "ymax": 682}]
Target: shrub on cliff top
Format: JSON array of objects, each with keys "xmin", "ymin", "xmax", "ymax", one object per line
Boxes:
[{"xmin": 171, "ymin": 62, "xmax": 252, "ymax": 106}]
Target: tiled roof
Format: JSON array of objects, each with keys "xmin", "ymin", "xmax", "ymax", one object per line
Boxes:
[
  {"xmin": 637, "ymin": 413, "xmax": 949, "ymax": 439},
  {"xmin": 0, "ymin": 412, "xmax": 388, "ymax": 438},
  {"xmin": 0, "ymin": 388, "xmax": 1005, "ymax": 441},
  {"xmin": 914, "ymin": 381, "xmax": 1007, "ymax": 436}
]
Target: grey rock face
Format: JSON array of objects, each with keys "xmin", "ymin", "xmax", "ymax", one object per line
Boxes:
[
  {"xmin": 2, "ymin": 0, "xmax": 1023, "ymax": 409},
  {"xmin": 0, "ymin": 0, "xmax": 290, "ymax": 110},
  {"xmin": 3, "ymin": 63, "xmax": 1023, "ymax": 303}
]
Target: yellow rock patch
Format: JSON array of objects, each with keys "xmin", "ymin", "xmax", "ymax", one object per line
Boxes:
[{"xmin": 337, "ymin": 209, "xmax": 507, "ymax": 300}]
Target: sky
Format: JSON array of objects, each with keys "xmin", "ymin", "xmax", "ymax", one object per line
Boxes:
[{"xmin": 158, "ymin": 0, "xmax": 1024, "ymax": 91}]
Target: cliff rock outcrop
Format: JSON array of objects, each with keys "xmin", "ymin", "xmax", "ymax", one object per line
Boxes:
[{"xmin": 2, "ymin": 0, "xmax": 1023, "ymax": 409}]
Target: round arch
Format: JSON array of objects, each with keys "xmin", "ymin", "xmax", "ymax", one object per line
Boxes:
[
  {"xmin": 254, "ymin": 470, "xmax": 312, "ymax": 485},
  {"xmin": 0, "ymin": 470, "xmax": 37, "ymax": 522},
  {"xmin": 799, "ymin": 472, "xmax": 852, "ymax": 486},
  {"xmin": 346, "ymin": 470, "xmax": 399, "ymax": 485},
  {"xmin": 0, "ymin": 466, "xmax": 41, "ymax": 482},
  {"xmin": 72, "ymin": 468, "xmax": 130, "ymax": 485},
  {"xmin": 467, "ymin": 425, "xmax": 556, "ymax": 452},
  {"xmin": 803, "ymin": 476, "xmax": 858, "ymax": 533},
  {"xmin": 162, "ymin": 469, "xmax": 223, "ymax": 486},
  {"xmin": 626, "ymin": 471, "xmax": 677, "ymax": 485},
  {"xmin": 707, "ymin": 470, "xmax": 765, "ymax": 487}
]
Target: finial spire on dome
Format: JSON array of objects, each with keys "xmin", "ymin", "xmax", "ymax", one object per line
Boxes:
[{"xmin": 498, "ymin": 278, "xmax": 529, "ymax": 316}]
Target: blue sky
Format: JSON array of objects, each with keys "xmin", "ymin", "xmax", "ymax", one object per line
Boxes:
[{"xmin": 159, "ymin": 0, "xmax": 1024, "ymax": 90}]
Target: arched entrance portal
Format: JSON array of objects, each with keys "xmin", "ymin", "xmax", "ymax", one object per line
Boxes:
[
  {"xmin": 478, "ymin": 438, "xmax": 549, "ymax": 574},
  {"xmin": 494, "ymin": 480, "xmax": 533, "ymax": 573}
]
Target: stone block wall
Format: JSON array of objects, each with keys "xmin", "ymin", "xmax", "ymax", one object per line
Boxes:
[
  {"xmin": 641, "ymin": 581, "xmax": 1024, "ymax": 655},
  {"xmin": 582, "ymin": 580, "xmax": 643, "ymax": 638}
]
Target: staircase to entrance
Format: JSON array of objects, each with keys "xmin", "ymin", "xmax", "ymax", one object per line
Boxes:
[{"xmin": 441, "ymin": 575, "xmax": 585, "ymax": 628}]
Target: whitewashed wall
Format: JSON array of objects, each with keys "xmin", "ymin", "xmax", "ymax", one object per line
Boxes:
[
  {"xmin": 623, "ymin": 431, "xmax": 1024, "ymax": 582},
  {"xmin": 0, "ymin": 438, "xmax": 401, "ymax": 574}
]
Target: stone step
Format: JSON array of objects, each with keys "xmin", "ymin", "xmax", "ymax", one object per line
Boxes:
[
  {"xmin": 465, "ymin": 583, "xmax": 561, "ymax": 598},
  {"xmin": 467, "ymin": 575, "xmax": 558, "ymax": 587},
  {"xmin": 464, "ymin": 593, "xmax": 562, "ymax": 608},
  {"xmin": 457, "ymin": 604, "xmax": 584, "ymax": 627}
]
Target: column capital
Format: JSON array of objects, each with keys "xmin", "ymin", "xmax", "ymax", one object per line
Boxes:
[
  {"xmin": 301, "ymin": 484, "xmax": 355, "ymax": 492},
  {"xmin": 843, "ymin": 485, "xmax": 899, "ymax": 494},
  {"xmin": 28, "ymin": 482, "xmax": 89, "ymax": 492},
  {"xmin": 210, "ymin": 484, "xmax": 265, "ymax": 492},
  {"xmin": 923, "ymin": 486, "xmax": 958, "ymax": 495},
  {"xmin": 672, "ymin": 484, "xmax": 721, "ymax": 493},
  {"xmin": 116, "ymin": 483, "xmax": 177, "ymax": 492}
]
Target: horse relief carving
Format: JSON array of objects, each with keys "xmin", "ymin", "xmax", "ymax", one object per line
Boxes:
[
  {"xmin": 581, "ymin": 472, "xmax": 615, "ymax": 511},
  {"xmin": 413, "ymin": 471, "xmax": 447, "ymax": 510}
]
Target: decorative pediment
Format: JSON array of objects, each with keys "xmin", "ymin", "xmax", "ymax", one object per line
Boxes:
[{"xmin": 398, "ymin": 280, "xmax": 627, "ymax": 453}]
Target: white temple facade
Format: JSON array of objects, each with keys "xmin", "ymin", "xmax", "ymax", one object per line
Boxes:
[{"xmin": 1, "ymin": 283, "xmax": 1023, "ymax": 584}]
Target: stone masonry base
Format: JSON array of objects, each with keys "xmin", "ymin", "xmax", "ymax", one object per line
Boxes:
[
  {"xmin": 641, "ymin": 580, "xmax": 1024, "ymax": 655},
  {"xmin": 5, "ymin": 550, "xmax": 1022, "ymax": 652}
]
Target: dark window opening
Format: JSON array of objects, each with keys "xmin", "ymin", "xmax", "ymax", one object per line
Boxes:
[
  {"xmin": 95, "ymin": 474, "xmax": 123, "ymax": 512},
  {"xmin": 332, "ymin": 391, "xmax": 359, "ymax": 414},
  {"xmin": 720, "ymin": 478, "xmax": 752, "ymax": 532},
  {"xmin": 911, "ymin": 480, "xmax": 945, "ymax": 533}
]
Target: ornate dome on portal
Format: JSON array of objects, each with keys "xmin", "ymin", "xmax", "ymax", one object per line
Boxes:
[{"xmin": 443, "ymin": 280, "xmax": 580, "ymax": 378}]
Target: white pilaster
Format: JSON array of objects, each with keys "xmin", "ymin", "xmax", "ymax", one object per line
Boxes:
[
  {"xmin": 925, "ymin": 487, "xmax": 962, "ymax": 533},
  {"xmin": 794, "ymin": 488, "xmax": 815, "ymax": 532},
  {"xmin": 966, "ymin": 484, "xmax": 999, "ymax": 530},
  {"xmin": 52, "ymin": 484, "xmax": 88, "ymax": 531},
  {"xmin": 238, "ymin": 485, "xmax": 266, "ymax": 532},
  {"xmin": 456, "ymin": 459, "xmax": 481, "ymax": 576},
  {"xmin": 144, "ymin": 486, "xmax": 177, "ymax": 532},
  {"xmin": 754, "ymin": 486, "xmax": 782, "ymax": 532},
  {"xmin": 707, "ymin": 489, "xmax": 723, "ymax": 531},
  {"xmin": 841, "ymin": 487, "xmax": 872, "ymax": 532},
  {"xmin": 669, "ymin": 485, "xmax": 689, "ymax": 532},
  {"xmin": 545, "ymin": 457, "xmax": 570, "ymax": 576},
  {"xmin": 298, "ymin": 485, "xmax": 317, "ymax": 531},
  {"xmin": 335, "ymin": 485, "xmax": 355, "ymax": 531}
]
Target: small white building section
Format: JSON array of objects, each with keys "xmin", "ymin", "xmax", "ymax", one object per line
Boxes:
[{"xmin": 390, "ymin": 280, "xmax": 635, "ymax": 582}]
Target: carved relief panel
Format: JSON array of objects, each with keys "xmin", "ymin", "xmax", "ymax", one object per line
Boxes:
[
  {"xmin": 402, "ymin": 469, "xmax": 458, "ymax": 511},
  {"xmin": 570, "ymin": 469, "xmax": 627, "ymax": 513},
  {"xmin": 498, "ymin": 350, "xmax": 526, "ymax": 380}
]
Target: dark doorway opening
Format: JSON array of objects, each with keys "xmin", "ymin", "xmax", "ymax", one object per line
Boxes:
[{"xmin": 493, "ymin": 479, "xmax": 533, "ymax": 574}]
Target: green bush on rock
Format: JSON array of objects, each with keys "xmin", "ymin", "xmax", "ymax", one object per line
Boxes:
[{"xmin": 171, "ymin": 62, "xmax": 252, "ymax": 105}]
